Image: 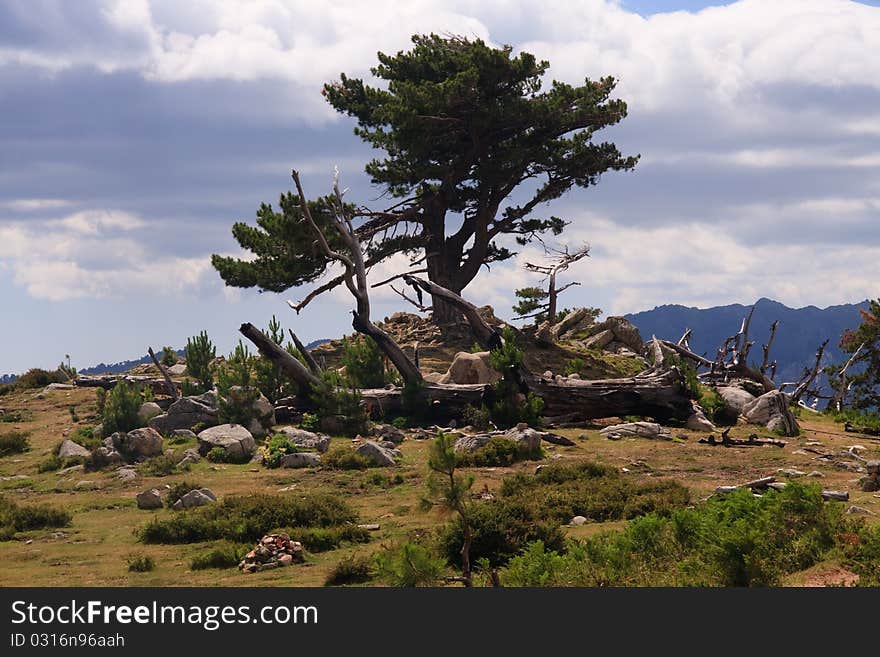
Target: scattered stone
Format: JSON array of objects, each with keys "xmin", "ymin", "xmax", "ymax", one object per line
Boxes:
[
  {"xmin": 276, "ymin": 427, "xmax": 331, "ymax": 453},
  {"xmin": 197, "ymin": 424, "xmax": 255, "ymax": 460},
  {"xmin": 807, "ymin": 471, "xmax": 825, "ymax": 478},
  {"xmin": 542, "ymin": 370, "xmax": 553, "ymax": 378},
  {"xmin": 57, "ymin": 464, "xmax": 84, "ymax": 475},
  {"xmin": 57, "ymin": 439, "xmax": 90, "ymax": 459},
  {"xmin": 75, "ymin": 480, "xmax": 101, "ymax": 490},
  {"xmin": 805, "ymin": 441, "xmax": 824, "ymax": 447},
  {"xmin": 777, "ymin": 468, "xmax": 806, "ymax": 478},
  {"xmin": 279, "ymin": 452, "xmax": 321, "ymax": 468},
  {"xmin": 136, "ymin": 488, "xmax": 163, "ymax": 509},
  {"xmin": 44, "ymin": 383, "xmax": 75, "ymax": 391},
  {"xmin": 105, "ymin": 427, "xmax": 164, "ymax": 460},
  {"xmin": 171, "ymin": 429, "xmax": 197, "ymax": 441},
  {"xmin": 116, "ymin": 467, "xmax": 138, "ymax": 482},
  {"xmin": 686, "ymin": 405, "xmax": 715, "ymax": 432},
  {"xmin": 137, "ymin": 402, "xmax": 163, "ymax": 424},
  {"xmin": 168, "ymin": 363, "xmax": 187, "ymax": 376},
  {"xmin": 568, "ymin": 373, "xmax": 581, "ymax": 380},
  {"xmin": 239, "ymin": 533, "xmax": 304, "ymax": 573},
  {"xmin": 90, "ymin": 446, "xmax": 124, "ymax": 468},
  {"xmin": 172, "ymin": 488, "xmax": 217, "ymax": 510},
  {"xmin": 570, "ymin": 515, "xmax": 587, "ymax": 526},
  {"xmin": 599, "ymin": 422, "xmax": 672, "ymax": 441},
  {"xmin": 177, "ymin": 448, "xmax": 202, "ymax": 467},
  {"xmin": 583, "ymin": 329, "xmax": 614, "ymax": 350},
  {"xmin": 357, "ymin": 524, "xmax": 381, "ymax": 531},
  {"xmin": 355, "ymin": 440, "xmax": 399, "ymax": 467},
  {"xmin": 821, "ymin": 490, "xmax": 849, "ymax": 501}
]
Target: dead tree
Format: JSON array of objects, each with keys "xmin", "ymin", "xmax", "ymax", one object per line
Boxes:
[
  {"xmin": 147, "ymin": 347, "xmax": 181, "ymax": 400},
  {"xmin": 516, "ymin": 244, "xmax": 590, "ymax": 325},
  {"xmin": 831, "ymin": 341, "xmax": 865, "ymax": 412},
  {"xmin": 288, "ymin": 167, "xmax": 423, "ymax": 387},
  {"xmin": 288, "ymin": 329, "xmax": 322, "ymax": 375},
  {"xmin": 239, "ymin": 323, "xmax": 321, "ymax": 391}
]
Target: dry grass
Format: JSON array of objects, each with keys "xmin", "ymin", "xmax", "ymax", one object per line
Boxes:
[{"xmin": 0, "ymin": 386, "xmax": 877, "ymax": 586}]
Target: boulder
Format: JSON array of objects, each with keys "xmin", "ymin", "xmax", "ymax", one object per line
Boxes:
[
  {"xmin": 355, "ymin": 440, "xmax": 399, "ymax": 467},
  {"xmin": 136, "ymin": 488, "xmax": 163, "ymax": 510},
  {"xmin": 90, "ymin": 446, "xmax": 124, "ymax": 468},
  {"xmin": 371, "ymin": 423, "xmax": 406, "ymax": 444},
  {"xmin": 588, "ymin": 317, "xmax": 644, "ymax": 353},
  {"xmin": 438, "ymin": 351, "xmax": 501, "ymax": 385},
  {"xmin": 276, "ymin": 427, "xmax": 331, "ymax": 453},
  {"xmin": 279, "ymin": 452, "xmax": 322, "ymax": 468},
  {"xmin": 503, "ymin": 425, "xmax": 543, "ymax": 452},
  {"xmin": 167, "ymin": 363, "xmax": 187, "ymax": 376},
  {"xmin": 116, "ymin": 467, "xmax": 138, "ymax": 482},
  {"xmin": 599, "ymin": 422, "xmax": 672, "ymax": 441},
  {"xmin": 149, "ymin": 396, "xmax": 218, "ymax": 434},
  {"xmin": 742, "ymin": 390, "xmax": 799, "ymax": 436},
  {"xmin": 177, "ymin": 447, "xmax": 202, "ymax": 467},
  {"xmin": 686, "ymin": 404, "xmax": 715, "ymax": 432},
  {"xmin": 197, "ymin": 424, "xmax": 255, "ymax": 461},
  {"xmin": 422, "ymin": 372, "xmax": 445, "ymax": 384},
  {"xmin": 225, "ymin": 386, "xmax": 275, "ymax": 438},
  {"xmin": 172, "ymin": 488, "xmax": 216, "ymax": 510},
  {"xmin": 170, "ymin": 429, "xmax": 197, "ymax": 441},
  {"xmin": 57, "ymin": 440, "xmax": 91, "ymax": 459},
  {"xmin": 137, "ymin": 402, "xmax": 163, "ymax": 424},
  {"xmin": 570, "ymin": 515, "xmax": 587, "ymax": 526},
  {"xmin": 583, "ymin": 329, "xmax": 614, "ymax": 350},
  {"xmin": 716, "ymin": 386, "xmax": 756, "ymax": 417},
  {"xmin": 117, "ymin": 427, "xmax": 164, "ymax": 459}
]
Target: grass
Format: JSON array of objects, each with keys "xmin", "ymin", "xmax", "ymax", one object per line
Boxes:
[
  {"xmin": 0, "ymin": 431, "xmax": 30, "ymax": 456},
  {"xmin": 0, "ymin": 385, "xmax": 878, "ymax": 586},
  {"xmin": 126, "ymin": 554, "xmax": 156, "ymax": 572},
  {"xmin": 190, "ymin": 542, "xmax": 246, "ymax": 570},
  {"xmin": 324, "ymin": 554, "xmax": 375, "ymax": 586}
]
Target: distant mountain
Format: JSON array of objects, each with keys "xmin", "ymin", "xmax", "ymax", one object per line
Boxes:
[
  {"xmin": 0, "ymin": 374, "xmax": 17, "ymax": 384},
  {"xmin": 625, "ymin": 298, "xmax": 869, "ymax": 385}
]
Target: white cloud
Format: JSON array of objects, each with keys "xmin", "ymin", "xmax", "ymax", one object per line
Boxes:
[
  {"xmin": 0, "ymin": 210, "xmax": 214, "ymax": 301},
  {"xmin": 0, "ymin": 198, "xmax": 71, "ymax": 212}
]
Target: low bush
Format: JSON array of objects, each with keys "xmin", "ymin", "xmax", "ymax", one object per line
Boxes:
[
  {"xmin": 461, "ymin": 405, "xmax": 491, "ymax": 431},
  {"xmin": 262, "ymin": 433, "xmax": 303, "ymax": 468},
  {"xmin": 37, "ymin": 455, "xmax": 63, "ymax": 473},
  {"xmin": 322, "ymin": 444, "xmax": 372, "ymax": 470},
  {"xmin": 190, "ymin": 543, "xmax": 245, "ymax": 570},
  {"xmin": 290, "ymin": 525, "xmax": 370, "ymax": 552},
  {"xmin": 833, "ymin": 409, "xmax": 880, "ymax": 433},
  {"xmin": 300, "ymin": 413, "xmax": 320, "ymax": 432},
  {"xmin": 138, "ymin": 493, "xmax": 359, "ymax": 544},
  {"xmin": 362, "ymin": 471, "xmax": 405, "ymax": 489},
  {"xmin": 324, "ymin": 554, "xmax": 375, "ymax": 586},
  {"xmin": 0, "ymin": 495, "xmax": 71, "ymax": 540},
  {"xmin": 499, "ymin": 483, "xmax": 857, "ymax": 587},
  {"xmin": 15, "ymin": 368, "xmax": 66, "ymax": 390},
  {"xmin": 374, "ymin": 542, "xmax": 445, "ymax": 587},
  {"xmin": 126, "ymin": 554, "xmax": 156, "ymax": 572},
  {"xmin": 0, "ymin": 431, "xmax": 30, "ymax": 456},
  {"xmin": 455, "ymin": 436, "xmax": 542, "ymax": 467}
]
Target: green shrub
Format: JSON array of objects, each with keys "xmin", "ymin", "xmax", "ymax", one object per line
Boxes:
[
  {"xmin": 499, "ymin": 483, "xmax": 856, "ymax": 587},
  {"xmin": 0, "ymin": 410, "xmax": 26, "ymax": 422},
  {"xmin": 439, "ymin": 497, "xmax": 566, "ymax": 568},
  {"xmin": 311, "ymin": 371, "xmax": 368, "ymax": 436},
  {"xmin": 183, "ymin": 331, "xmax": 216, "ymax": 394},
  {"xmin": 488, "ymin": 327, "xmax": 544, "ymax": 428},
  {"xmin": 400, "ymin": 380, "xmax": 430, "ymax": 423},
  {"xmin": 206, "ymin": 447, "xmax": 229, "ymax": 463},
  {"xmin": 101, "ymin": 380, "xmax": 144, "ymax": 436},
  {"xmin": 290, "ymin": 525, "xmax": 370, "ymax": 552},
  {"xmin": 37, "ymin": 455, "xmax": 63, "ymax": 473},
  {"xmin": 564, "ymin": 358, "xmax": 586, "ymax": 376},
  {"xmin": 0, "ymin": 431, "xmax": 30, "ymax": 456},
  {"xmin": 362, "ymin": 471, "xmax": 405, "ymax": 489},
  {"xmin": 253, "ymin": 316, "xmax": 300, "ymax": 404},
  {"xmin": 138, "ymin": 493, "xmax": 358, "ymax": 544},
  {"xmin": 374, "ymin": 542, "xmax": 445, "ymax": 587},
  {"xmin": 160, "ymin": 346, "xmax": 178, "ymax": 367},
  {"xmin": 262, "ymin": 433, "xmax": 301, "ymax": 468},
  {"xmin": 0, "ymin": 495, "xmax": 71, "ymax": 539},
  {"xmin": 126, "ymin": 554, "xmax": 156, "ymax": 572},
  {"xmin": 322, "ymin": 444, "xmax": 372, "ymax": 470},
  {"xmin": 190, "ymin": 543, "xmax": 245, "ymax": 570},
  {"xmin": 391, "ymin": 416, "xmax": 408, "ymax": 430},
  {"xmin": 216, "ymin": 341, "xmax": 258, "ymax": 426},
  {"xmin": 15, "ymin": 368, "xmax": 66, "ymax": 389},
  {"xmin": 833, "ymin": 409, "xmax": 880, "ymax": 433},
  {"xmin": 324, "ymin": 554, "xmax": 375, "ymax": 586},
  {"xmin": 140, "ymin": 454, "xmax": 181, "ymax": 477},
  {"xmin": 455, "ymin": 436, "xmax": 542, "ymax": 467},
  {"xmin": 461, "ymin": 405, "xmax": 491, "ymax": 431},
  {"xmin": 68, "ymin": 425, "xmax": 101, "ymax": 451},
  {"xmin": 300, "ymin": 413, "xmax": 320, "ymax": 431}
]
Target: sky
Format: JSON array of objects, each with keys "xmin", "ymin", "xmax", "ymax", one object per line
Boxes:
[{"xmin": 1, "ymin": 0, "xmax": 879, "ymax": 373}]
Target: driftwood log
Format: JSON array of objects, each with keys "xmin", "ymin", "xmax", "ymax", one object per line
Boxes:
[{"xmin": 74, "ymin": 375, "xmax": 169, "ymax": 395}]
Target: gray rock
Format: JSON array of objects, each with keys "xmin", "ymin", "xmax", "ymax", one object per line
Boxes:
[
  {"xmin": 567, "ymin": 373, "xmax": 581, "ymax": 380},
  {"xmin": 438, "ymin": 351, "xmax": 502, "ymax": 385},
  {"xmin": 75, "ymin": 480, "xmax": 101, "ymax": 490},
  {"xmin": 118, "ymin": 427, "xmax": 165, "ymax": 459},
  {"xmin": 177, "ymin": 447, "xmax": 201, "ymax": 467},
  {"xmin": 197, "ymin": 424, "xmax": 255, "ymax": 460},
  {"xmin": 190, "ymin": 390, "xmax": 218, "ymax": 408},
  {"xmin": 137, "ymin": 402, "xmax": 163, "ymax": 424},
  {"xmin": 277, "ymin": 427, "xmax": 331, "ymax": 453},
  {"xmin": 570, "ymin": 515, "xmax": 587, "ymax": 526},
  {"xmin": 686, "ymin": 406, "xmax": 715, "ymax": 432},
  {"xmin": 777, "ymin": 468, "xmax": 806, "ymax": 478},
  {"xmin": 583, "ymin": 328, "xmax": 614, "ymax": 350},
  {"xmin": 171, "ymin": 429, "xmax": 197, "ymax": 440},
  {"xmin": 371, "ymin": 423, "xmax": 406, "ymax": 444},
  {"xmin": 845, "ymin": 505, "xmax": 874, "ymax": 516},
  {"xmin": 116, "ymin": 467, "xmax": 138, "ymax": 482},
  {"xmin": 821, "ymin": 490, "xmax": 849, "ymax": 501},
  {"xmin": 223, "ymin": 387, "xmax": 275, "ymax": 438},
  {"xmin": 599, "ymin": 422, "xmax": 672, "ymax": 441},
  {"xmin": 57, "ymin": 439, "xmax": 91, "ymax": 459},
  {"xmin": 355, "ymin": 440, "xmax": 398, "ymax": 467},
  {"xmin": 44, "ymin": 383, "xmax": 75, "ymax": 391},
  {"xmin": 279, "ymin": 452, "xmax": 321, "ymax": 468},
  {"xmin": 167, "ymin": 363, "xmax": 187, "ymax": 376},
  {"xmin": 807, "ymin": 471, "xmax": 825, "ymax": 478},
  {"xmin": 504, "ymin": 425, "xmax": 543, "ymax": 452},
  {"xmin": 136, "ymin": 488, "xmax": 163, "ymax": 509},
  {"xmin": 742, "ymin": 390, "xmax": 799, "ymax": 436},
  {"xmin": 149, "ymin": 396, "xmax": 218, "ymax": 434},
  {"xmin": 716, "ymin": 386, "xmax": 756, "ymax": 416},
  {"xmin": 91, "ymin": 446, "xmax": 124, "ymax": 467},
  {"xmin": 172, "ymin": 488, "xmax": 216, "ymax": 510},
  {"xmin": 453, "ymin": 434, "xmax": 493, "ymax": 453}
]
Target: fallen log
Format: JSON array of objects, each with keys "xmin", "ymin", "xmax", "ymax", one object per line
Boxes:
[
  {"xmin": 74, "ymin": 375, "xmax": 169, "ymax": 394},
  {"xmin": 699, "ymin": 429, "xmax": 786, "ymax": 448},
  {"xmin": 240, "ymin": 322, "xmax": 321, "ymax": 392}
]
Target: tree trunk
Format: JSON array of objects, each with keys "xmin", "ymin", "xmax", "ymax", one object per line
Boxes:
[
  {"xmin": 147, "ymin": 347, "xmax": 181, "ymax": 400},
  {"xmin": 240, "ymin": 322, "xmax": 321, "ymax": 392}
]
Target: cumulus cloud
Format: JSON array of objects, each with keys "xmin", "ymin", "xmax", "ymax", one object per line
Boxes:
[{"xmin": 0, "ymin": 209, "xmax": 215, "ymax": 301}]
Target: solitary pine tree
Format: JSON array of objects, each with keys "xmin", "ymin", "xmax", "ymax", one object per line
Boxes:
[{"xmin": 213, "ymin": 34, "xmax": 637, "ymax": 323}]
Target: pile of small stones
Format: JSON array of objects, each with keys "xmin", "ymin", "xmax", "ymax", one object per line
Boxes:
[{"xmin": 238, "ymin": 533, "xmax": 304, "ymax": 573}]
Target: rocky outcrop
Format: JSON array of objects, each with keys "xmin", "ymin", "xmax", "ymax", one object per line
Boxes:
[
  {"xmin": 742, "ymin": 390, "xmax": 799, "ymax": 436},
  {"xmin": 197, "ymin": 424, "xmax": 255, "ymax": 461},
  {"xmin": 355, "ymin": 440, "xmax": 399, "ymax": 467},
  {"xmin": 276, "ymin": 427, "xmax": 331, "ymax": 453},
  {"xmin": 584, "ymin": 317, "xmax": 644, "ymax": 354},
  {"xmin": 104, "ymin": 427, "xmax": 164, "ymax": 460},
  {"xmin": 149, "ymin": 396, "xmax": 218, "ymax": 435},
  {"xmin": 717, "ymin": 386, "xmax": 756, "ymax": 418},
  {"xmin": 172, "ymin": 488, "xmax": 216, "ymax": 510},
  {"xmin": 438, "ymin": 351, "xmax": 501, "ymax": 385},
  {"xmin": 686, "ymin": 405, "xmax": 715, "ymax": 432},
  {"xmin": 600, "ymin": 422, "xmax": 672, "ymax": 440}
]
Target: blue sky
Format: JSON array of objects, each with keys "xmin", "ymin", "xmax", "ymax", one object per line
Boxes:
[{"xmin": 1, "ymin": 0, "xmax": 879, "ymax": 373}]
